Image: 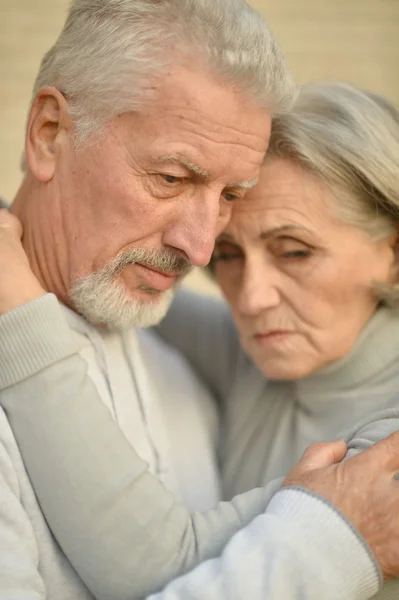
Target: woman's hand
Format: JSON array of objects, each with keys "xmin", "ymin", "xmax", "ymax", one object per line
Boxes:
[{"xmin": 0, "ymin": 209, "xmax": 46, "ymax": 314}]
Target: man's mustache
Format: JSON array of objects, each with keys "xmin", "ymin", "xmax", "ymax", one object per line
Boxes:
[{"xmin": 107, "ymin": 247, "xmax": 192, "ymax": 278}]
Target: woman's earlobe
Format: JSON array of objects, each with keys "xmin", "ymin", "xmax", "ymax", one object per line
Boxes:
[
  {"xmin": 391, "ymin": 229, "xmax": 399, "ymax": 258},
  {"xmin": 388, "ymin": 231, "xmax": 399, "ymax": 283}
]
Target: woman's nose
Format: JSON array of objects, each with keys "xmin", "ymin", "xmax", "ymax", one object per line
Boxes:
[{"xmin": 237, "ymin": 269, "xmax": 280, "ymax": 316}]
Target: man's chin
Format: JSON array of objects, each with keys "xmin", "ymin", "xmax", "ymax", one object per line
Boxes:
[{"xmin": 70, "ymin": 279, "xmax": 177, "ymax": 330}]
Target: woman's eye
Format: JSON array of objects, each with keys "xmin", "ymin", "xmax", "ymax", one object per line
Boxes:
[
  {"xmin": 282, "ymin": 249, "xmax": 311, "ymax": 259},
  {"xmin": 214, "ymin": 252, "xmax": 242, "ymax": 263},
  {"xmin": 212, "ymin": 243, "xmax": 243, "ymax": 263},
  {"xmin": 271, "ymin": 237, "xmax": 312, "ymax": 260}
]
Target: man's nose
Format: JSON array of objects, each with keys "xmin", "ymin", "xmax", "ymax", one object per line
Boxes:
[
  {"xmin": 163, "ymin": 191, "xmax": 227, "ymax": 267},
  {"xmin": 237, "ymin": 265, "xmax": 280, "ymax": 316}
]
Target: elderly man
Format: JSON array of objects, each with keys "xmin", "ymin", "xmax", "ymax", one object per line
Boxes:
[{"xmin": 2, "ymin": 1, "xmax": 399, "ymax": 599}]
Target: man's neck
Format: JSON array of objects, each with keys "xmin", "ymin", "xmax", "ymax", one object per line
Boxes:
[{"xmin": 10, "ymin": 176, "xmax": 71, "ymax": 307}]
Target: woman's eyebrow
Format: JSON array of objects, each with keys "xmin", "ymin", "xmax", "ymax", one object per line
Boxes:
[
  {"xmin": 260, "ymin": 225, "xmax": 311, "ymax": 240},
  {"xmin": 216, "ymin": 225, "xmax": 313, "ymax": 245}
]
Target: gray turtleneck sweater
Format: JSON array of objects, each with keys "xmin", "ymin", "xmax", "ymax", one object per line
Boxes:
[
  {"xmin": 160, "ymin": 293, "xmax": 399, "ymax": 500},
  {"xmin": 155, "ymin": 291, "xmax": 399, "ymax": 600},
  {"xmin": 2, "ymin": 291, "xmax": 399, "ymax": 599}
]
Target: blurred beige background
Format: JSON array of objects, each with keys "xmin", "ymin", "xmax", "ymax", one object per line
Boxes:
[{"xmin": 1, "ymin": 0, "xmax": 398, "ymax": 293}]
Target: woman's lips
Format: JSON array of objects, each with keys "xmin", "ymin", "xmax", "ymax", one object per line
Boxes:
[
  {"xmin": 254, "ymin": 330, "xmax": 293, "ymax": 347},
  {"xmin": 135, "ymin": 263, "xmax": 179, "ymax": 291}
]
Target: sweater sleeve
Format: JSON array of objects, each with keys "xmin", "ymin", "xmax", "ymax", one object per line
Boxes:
[
  {"xmin": 340, "ymin": 407, "xmax": 399, "ymax": 599},
  {"xmin": 155, "ymin": 290, "xmax": 242, "ymax": 401},
  {"xmin": 0, "ymin": 427, "xmax": 46, "ymax": 599},
  {"xmin": 0, "ymin": 294, "xmax": 285, "ymax": 600},
  {"xmin": 148, "ymin": 488, "xmax": 381, "ymax": 600},
  {"xmin": 344, "ymin": 406, "xmax": 399, "ymax": 458}
]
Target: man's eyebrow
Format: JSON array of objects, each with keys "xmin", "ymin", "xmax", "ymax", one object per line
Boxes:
[
  {"xmin": 152, "ymin": 154, "xmax": 211, "ymax": 179},
  {"xmin": 260, "ymin": 225, "xmax": 311, "ymax": 240},
  {"xmin": 231, "ymin": 177, "xmax": 258, "ymax": 190},
  {"xmin": 152, "ymin": 155, "xmax": 258, "ymax": 189}
]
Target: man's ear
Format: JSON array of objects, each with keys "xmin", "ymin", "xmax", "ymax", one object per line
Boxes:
[{"xmin": 25, "ymin": 86, "xmax": 73, "ymax": 182}]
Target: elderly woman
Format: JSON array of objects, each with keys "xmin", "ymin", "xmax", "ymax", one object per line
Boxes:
[
  {"xmin": 1, "ymin": 82, "xmax": 399, "ymax": 600},
  {"xmin": 166, "ymin": 81, "xmax": 399, "ymax": 498}
]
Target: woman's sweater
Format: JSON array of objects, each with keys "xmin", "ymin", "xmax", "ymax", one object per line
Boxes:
[
  {"xmin": 155, "ymin": 290, "xmax": 399, "ymax": 600},
  {"xmin": 176, "ymin": 294, "xmax": 399, "ymax": 499},
  {"xmin": 1, "ymin": 292, "xmax": 397, "ymax": 599},
  {"xmin": 162, "ymin": 291, "xmax": 399, "ymax": 483}
]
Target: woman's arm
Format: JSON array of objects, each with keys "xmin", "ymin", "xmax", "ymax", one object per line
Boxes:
[
  {"xmin": 344, "ymin": 407, "xmax": 399, "ymax": 458},
  {"xmin": 155, "ymin": 289, "xmax": 243, "ymax": 401},
  {"xmin": 0, "ymin": 294, "xmax": 281, "ymax": 600}
]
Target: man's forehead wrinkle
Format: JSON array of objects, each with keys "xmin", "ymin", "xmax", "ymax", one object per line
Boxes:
[
  {"xmin": 161, "ymin": 104, "xmax": 269, "ymax": 149},
  {"xmin": 187, "ymin": 127, "xmax": 269, "ymax": 156}
]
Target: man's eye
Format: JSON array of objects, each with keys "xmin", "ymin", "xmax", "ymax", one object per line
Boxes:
[
  {"xmin": 222, "ymin": 191, "xmax": 239, "ymax": 202},
  {"xmin": 161, "ymin": 174, "xmax": 181, "ymax": 184}
]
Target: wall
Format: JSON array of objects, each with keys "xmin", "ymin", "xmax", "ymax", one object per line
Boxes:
[{"xmin": 1, "ymin": 0, "xmax": 398, "ymax": 293}]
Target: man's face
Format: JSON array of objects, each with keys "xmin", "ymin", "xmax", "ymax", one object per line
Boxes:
[{"xmin": 52, "ymin": 64, "xmax": 271, "ymax": 327}]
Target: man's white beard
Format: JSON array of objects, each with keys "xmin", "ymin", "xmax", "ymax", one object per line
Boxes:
[
  {"xmin": 70, "ymin": 276, "xmax": 175, "ymax": 329},
  {"xmin": 69, "ymin": 247, "xmax": 189, "ymax": 329}
]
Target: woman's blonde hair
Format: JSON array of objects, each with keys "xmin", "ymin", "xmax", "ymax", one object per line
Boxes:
[{"xmin": 267, "ymin": 82, "xmax": 399, "ymax": 306}]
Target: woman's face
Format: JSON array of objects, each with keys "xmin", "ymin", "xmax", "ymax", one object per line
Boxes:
[{"xmin": 213, "ymin": 158, "xmax": 397, "ymax": 380}]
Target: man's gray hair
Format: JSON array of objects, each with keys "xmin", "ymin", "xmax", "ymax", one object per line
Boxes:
[
  {"xmin": 24, "ymin": 0, "xmax": 295, "ymax": 155},
  {"xmin": 267, "ymin": 82, "xmax": 399, "ymax": 306}
]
